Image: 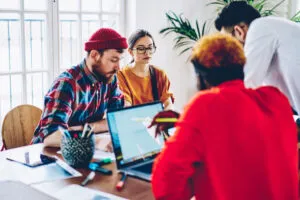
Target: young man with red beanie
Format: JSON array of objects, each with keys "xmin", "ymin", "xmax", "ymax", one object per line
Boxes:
[
  {"xmin": 31, "ymin": 28, "xmax": 128, "ymax": 147},
  {"xmin": 150, "ymin": 34, "xmax": 298, "ymax": 200}
]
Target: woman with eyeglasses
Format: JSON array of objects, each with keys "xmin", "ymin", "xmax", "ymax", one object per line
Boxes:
[{"xmin": 117, "ymin": 29, "xmax": 174, "ymax": 109}]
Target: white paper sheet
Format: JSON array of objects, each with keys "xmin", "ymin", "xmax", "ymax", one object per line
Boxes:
[{"xmin": 53, "ymin": 184, "xmax": 127, "ymax": 200}]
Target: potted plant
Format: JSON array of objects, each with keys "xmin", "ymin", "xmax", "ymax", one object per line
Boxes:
[
  {"xmin": 207, "ymin": 0, "xmax": 285, "ymax": 16},
  {"xmin": 208, "ymin": 0, "xmax": 300, "ymax": 22},
  {"xmin": 160, "ymin": 0, "xmax": 299, "ymax": 56},
  {"xmin": 159, "ymin": 11, "xmax": 208, "ymax": 56}
]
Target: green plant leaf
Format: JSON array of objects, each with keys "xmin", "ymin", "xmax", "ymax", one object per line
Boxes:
[
  {"xmin": 207, "ymin": 0, "xmax": 285, "ymax": 17},
  {"xmin": 160, "ymin": 11, "xmax": 208, "ymax": 56},
  {"xmin": 196, "ymin": 20, "xmax": 201, "ymax": 39},
  {"xmin": 291, "ymin": 10, "xmax": 300, "ymax": 22},
  {"xmin": 260, "ymin": 0, "xmax": 285, "ymax": 16},
  {"xmin": 201, "ymin": 21, "xmax": 207, "ymax": 37},
  {"xmin": 179, "ymin": 46, "xmax": 193, "ymax": 56}
]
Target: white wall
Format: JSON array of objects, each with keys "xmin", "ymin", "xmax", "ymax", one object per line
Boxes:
[
  {"xmin": 289, "ymin": 0, "xmax": 300, "ymax": 17},
  {"xmin": 125, "ymin": 0, "xmax": 292, "ymax": 111},
  {"xmin": 126, "ymin": 0, "xmax": 215, "ymax": 111}
]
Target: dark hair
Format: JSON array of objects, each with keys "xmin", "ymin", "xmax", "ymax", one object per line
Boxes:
[
  {"xmin": 215, "ymin": 1, "xmax": 261, "ymax": 31},
  {"xmin": 192, "ymin": 61, "xmax": 244, "ymax": 89},
  {"xmin": 87, "ymin": 49, "xmax": 124, "ymax": 57},
  {"xmin": 128, "ymin": 29, "xmax": 156, "ymax": 50},
  {"xmin": 191, "ymin": 33, "xmax": 246, "ymax": 89}
]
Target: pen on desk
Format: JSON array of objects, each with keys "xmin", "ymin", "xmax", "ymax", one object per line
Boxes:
[
  {"xmin": 155, "ymin": 118, "xmax": 178, "ymax": 123},
  {"xmin": 86, "ymin": 125, "xmax": 94, "ymax": 138},
  {"xmin": 89, "ymin": 163, "xmax": 112, "ymax": 175},
  {"xmin": 94, "ymin": 166, "xmax": 112, "ymax": 175},
  {"xmin": 116, "ymin": 173, "xmax": 127, "ymax": 191},
  {"xmin": 95, "ymin": 158, "xmax": 112, "ymax": 166},
  {"xmin": 81, "ymin": 123, "xmax": 89, "ymax": 138},
  {"xmin": 80, "ymin": 171, "xmax": 95, "ymax": 186}
]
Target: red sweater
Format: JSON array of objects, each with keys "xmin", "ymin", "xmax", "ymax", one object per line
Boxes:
[{"xmin": 152, "ymin": 80, "xmax": 298, "ymax": 200}]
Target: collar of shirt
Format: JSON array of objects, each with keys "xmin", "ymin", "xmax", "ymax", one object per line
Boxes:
[
  {"xmin": 80, "ymin": 59, "xmax": 99, "ymax": 86},
  {"xmin": 217, "ymin": 79, "xmax": 245, "ymax": 89}
]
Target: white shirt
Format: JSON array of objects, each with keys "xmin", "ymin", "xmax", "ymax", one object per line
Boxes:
[{"xmin": 244, "ymin": 16, "xmax": 300, "ymax": 113}]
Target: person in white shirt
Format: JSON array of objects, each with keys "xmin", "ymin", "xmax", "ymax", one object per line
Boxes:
[{"xmin": 215, "ymin": 1, "xmax": 300, "ymax": 114}]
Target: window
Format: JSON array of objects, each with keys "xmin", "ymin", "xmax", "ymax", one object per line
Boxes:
[
  {"xmin": 0, "ymin": 0, "xmax": 124, "ymax": 139},
  {"xmin": 58, "ymin": 0, "xmax": 122, "ymax": 71}
]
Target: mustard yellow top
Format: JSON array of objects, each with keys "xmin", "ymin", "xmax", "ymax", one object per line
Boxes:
[{"xmin": 117, "ymin": 65, "xmax": 173, "ymax": 106}]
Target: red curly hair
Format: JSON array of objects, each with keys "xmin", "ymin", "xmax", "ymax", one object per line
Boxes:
[{"xmin": 191, "ymin": 33, "xmax": 246, "ymax": 68}]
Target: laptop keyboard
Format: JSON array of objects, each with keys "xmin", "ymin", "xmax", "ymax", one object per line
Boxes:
[{"xmin": 131, "ymin": 162, "xmax": 153, "ymax": 174}]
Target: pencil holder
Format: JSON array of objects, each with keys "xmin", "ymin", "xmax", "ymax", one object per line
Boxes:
[{"xmin": 61, "ymin": 130, "xmax": 95, "ymax": 168}]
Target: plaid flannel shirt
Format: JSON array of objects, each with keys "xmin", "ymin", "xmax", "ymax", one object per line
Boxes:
[{"xmin": 31, "ymin": 60, "xmax": 124, "ymax": 144}]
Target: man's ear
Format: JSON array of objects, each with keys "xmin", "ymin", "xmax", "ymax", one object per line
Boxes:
[
  {"xmin": 233, "ymin": 25, "xmax": 246, "ymax": 44},
  {"xmin": 89, "ymin": 50, "xmax": 100, "ymax": 61}
]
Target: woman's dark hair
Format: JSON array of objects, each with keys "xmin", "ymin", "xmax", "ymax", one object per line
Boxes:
[
  {"xmin": 215, "ymin": 1, "xmax": 261, "ymax": 31},
  {"xmin": 128, "ymin": 29, "xmax": 156, "ymax": 50}
]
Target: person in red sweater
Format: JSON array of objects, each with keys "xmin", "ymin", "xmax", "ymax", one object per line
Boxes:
[{"xmin": 150, "ymin": 34, "xmax": 298, "ymax": 200}]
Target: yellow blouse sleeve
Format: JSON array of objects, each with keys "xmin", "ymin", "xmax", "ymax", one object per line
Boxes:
[{"xmin": 117, "ymin": 71, "xmax": 133, "ymax": 105}]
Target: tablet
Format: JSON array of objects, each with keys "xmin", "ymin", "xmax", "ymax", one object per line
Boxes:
[{"xmin": 6, "ymin": 152, "xmax": 56, "ymax": 167}]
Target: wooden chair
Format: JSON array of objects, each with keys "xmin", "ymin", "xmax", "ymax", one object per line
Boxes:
[{"xmin": 1, "ymin": 105, "xmax": 42, "ymax": 150}]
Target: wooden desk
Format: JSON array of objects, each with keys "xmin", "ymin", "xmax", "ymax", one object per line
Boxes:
[{"xmin": 0, "ymin": 144, "xmax": 154, "ymax": 200}]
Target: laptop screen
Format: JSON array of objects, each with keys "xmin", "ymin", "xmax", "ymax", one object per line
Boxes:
[{"xmin": 107, "ymin": 102, "xmax": 164, "ymax": 168}]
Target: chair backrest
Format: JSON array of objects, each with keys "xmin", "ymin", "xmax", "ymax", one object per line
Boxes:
[{"xmin": 2, "ymin": 105, "xmax": 42, "ymax": 149}]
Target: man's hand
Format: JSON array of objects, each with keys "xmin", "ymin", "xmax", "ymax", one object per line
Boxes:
[{"xmin": 148, "ymin": 110, "xmax": 180, "ymax": 138}]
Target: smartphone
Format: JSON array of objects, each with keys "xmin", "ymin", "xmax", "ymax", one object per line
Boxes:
[{"xmin": 6, "ymin": 152, "xmax": 56, "ymax": 167}]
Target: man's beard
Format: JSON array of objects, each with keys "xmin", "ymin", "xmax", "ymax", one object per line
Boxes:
[{"xmin": 92, "ymin": 64, "xmax": 116, "ymax": 84}]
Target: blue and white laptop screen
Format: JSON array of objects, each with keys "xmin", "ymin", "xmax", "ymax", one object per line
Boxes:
[{"xmin": 107, "ymin": 102, "xmax": 164, "ymax": 167}]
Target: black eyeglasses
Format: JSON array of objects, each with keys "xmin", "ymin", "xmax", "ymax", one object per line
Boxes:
[{"xmin": 132, "ymin": 46, "xmax": 156, "ymax": 54}]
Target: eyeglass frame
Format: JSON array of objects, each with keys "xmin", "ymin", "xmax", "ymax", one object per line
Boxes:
[{"xmin": 131, "ymin": 46, "xmax": 157, "ymax": 54}]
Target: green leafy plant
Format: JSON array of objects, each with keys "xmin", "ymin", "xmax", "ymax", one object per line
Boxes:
[
  {"xmin": 291, "ymin": 10, "xmax": 300, "ymax": 22},
  {"xmin": 207, "ymin": 0, "xmax": 285, "ymax": 16},
  {"xmin": 159, "ymin": 11, "xmax": 208, "ymax": 55},
  {"xmin": 160, "ymin": 0, "xmax": 299, "ymax": 57}
]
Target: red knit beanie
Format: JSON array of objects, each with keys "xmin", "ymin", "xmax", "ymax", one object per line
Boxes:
[{"xmin": 84, "ymin": 28, "xmax": 128, "ymax": 51}]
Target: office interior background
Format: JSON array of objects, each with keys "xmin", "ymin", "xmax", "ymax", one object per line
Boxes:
[{"xmin": 0, "ymin": 0, "xmax": 299, "ymax": 144}]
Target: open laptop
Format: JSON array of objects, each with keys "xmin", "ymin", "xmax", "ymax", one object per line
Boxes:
[{"xmin": 107, "ymin": 101, "xmax": 164, "ymax": 181}]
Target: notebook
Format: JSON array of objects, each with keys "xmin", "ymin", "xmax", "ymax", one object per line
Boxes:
[
  {"xmin": 0, "ymin": 180, "xmax": 56, "ymax": 200},
  {"xmin": 107, "ymin": 102, "xmax": 164, "ymax": 181}
]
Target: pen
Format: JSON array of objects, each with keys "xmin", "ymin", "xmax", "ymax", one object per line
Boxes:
[
  {"xmin": 86, "ymin": 125, "xmax": 94, "ymax": 138},
  {"xmin": 89, "ymin": 163, "xmax": 113, "ymax": 175},
  {"xmin": 80, "ymin": 171, "xmax": 95, "ymax": 186},
  {"xmin": 81, "ymin": 123, "xmax": 89, "ymax": 138},
  {"xmin": 155, "ymin": 118, "xmax": 178, "ymax": 123},
  {"xmin": 94, "ymin": 158, "xmax": 112, "ymax": 166},
  {"xmin": 116, "ymin": 173, "xmax": 127, "ymax": 191}
]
